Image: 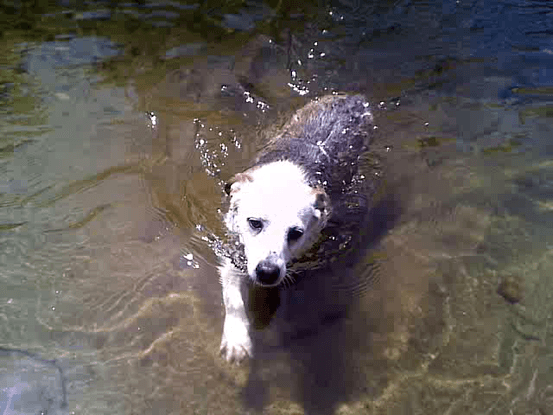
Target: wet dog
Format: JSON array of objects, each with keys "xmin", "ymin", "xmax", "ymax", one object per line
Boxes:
[{"xmin": 219, "ymin": 94, "xmax": 374, "ymax": 362}]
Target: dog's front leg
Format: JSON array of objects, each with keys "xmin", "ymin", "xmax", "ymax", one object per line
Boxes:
[{"xmin": 219, "ymin": 259, "xmax": 252, "ymax": 362}]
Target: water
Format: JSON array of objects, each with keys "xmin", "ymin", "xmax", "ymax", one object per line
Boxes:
[{"xmin": 1, "ymin": 1, "xmax": 552, "ymax": 414}]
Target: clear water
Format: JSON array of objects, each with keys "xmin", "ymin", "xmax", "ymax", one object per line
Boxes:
[{"xmin": 1, "ymin": 1, "xmax": 553, "ymax": 414}]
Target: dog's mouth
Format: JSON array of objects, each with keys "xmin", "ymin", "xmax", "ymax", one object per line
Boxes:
[{"xmin": 222, "ymin": 231, "xmax": 333, "ymax": 288}]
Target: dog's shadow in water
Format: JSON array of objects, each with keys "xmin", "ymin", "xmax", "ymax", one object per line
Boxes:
[{"xmin": 241, "ymin": 191, "xmax": 402, "ymax": 414}]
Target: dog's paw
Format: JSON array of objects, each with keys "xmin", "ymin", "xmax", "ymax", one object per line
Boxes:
[{"xmin": 220, "ymin": 316, "xmax": 252, "ymax": 363}]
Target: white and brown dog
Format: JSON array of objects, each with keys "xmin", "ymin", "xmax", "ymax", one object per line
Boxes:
[{"xmin": 219, "ymin": 95, "xmax": 374, "ymax": 362}]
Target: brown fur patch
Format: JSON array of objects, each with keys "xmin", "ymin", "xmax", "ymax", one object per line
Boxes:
[
  {"xmin": 312, "ymin": 187, "xmax": 332, "ymax": 224},
  {"xmin": 224, "ymin": 169, "xmax": 256, "ymax": 195}
]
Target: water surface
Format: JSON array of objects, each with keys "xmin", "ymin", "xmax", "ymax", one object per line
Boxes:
[{"xmin": 1, "ymin": 1, "xmax": 553, "ymax": 414}]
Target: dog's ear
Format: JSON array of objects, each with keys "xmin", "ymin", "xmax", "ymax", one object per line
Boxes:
[
  {"xmin": 224, "ymin": 171, "xmax": 254, "ymax": 233},
  {"xmin": 224, "ymin": 181, "xmax": 233, "ymax": 196},
  {"xmin": 225, "ymin": 171, "xmax": 254, "ymax": 196},
  {"xmin": 313, "ymin": 188, "xmax": 331, "ymax": 225}
]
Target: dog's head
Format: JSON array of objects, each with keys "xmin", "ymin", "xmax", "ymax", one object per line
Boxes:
[{"xmin": 224, "ymin": 161, "xmax": 330, "ymax": 286}]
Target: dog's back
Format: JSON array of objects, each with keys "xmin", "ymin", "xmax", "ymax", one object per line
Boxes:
[{"xmin": 255, "ymin": 94, "xmax": 373, "ymax": 196}]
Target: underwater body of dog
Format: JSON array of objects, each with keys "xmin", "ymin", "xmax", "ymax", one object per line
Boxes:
[{"xmin": 219, "ymin": 94, "xmax": 379, "ymax": 362}]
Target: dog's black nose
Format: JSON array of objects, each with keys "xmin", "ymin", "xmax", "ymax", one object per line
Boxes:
[{"xmin": 255, "ymin": 261, "xmax": 281, "ymax": 285}]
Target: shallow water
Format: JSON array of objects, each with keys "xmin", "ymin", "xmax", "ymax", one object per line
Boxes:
[{"xmin": 1, "ymin": 1, "xmax": 553, "ymax": 414}]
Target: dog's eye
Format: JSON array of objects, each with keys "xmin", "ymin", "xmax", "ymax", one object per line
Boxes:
[
  {"xmin": 248, "ymin": 218, "xmax": 263, "ymax": 231},
  {"xmin": 287, "ymin": 227, "xmax": 304, "ymax": 243}
]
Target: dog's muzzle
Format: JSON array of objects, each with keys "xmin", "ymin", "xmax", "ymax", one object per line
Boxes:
[{"xmin": 255, "ymin": 260, "xmax": 281, "ymax": 286}]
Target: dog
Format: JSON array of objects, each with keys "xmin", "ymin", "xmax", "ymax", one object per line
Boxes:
[{"xmin": 219, "ymin": 94, "xmax": 374, "ymax": 362}]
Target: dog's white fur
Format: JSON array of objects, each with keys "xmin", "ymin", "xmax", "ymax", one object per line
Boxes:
[
  {"xmin": 220, "ymin": 161, "xmax": 328, "ymax": 362},
  {"xmin": 226, "ymin": 161, "xmax": 326, "ymax": 283}
]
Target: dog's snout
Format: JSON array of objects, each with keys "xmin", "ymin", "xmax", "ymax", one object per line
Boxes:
[{"xmin": 255, "ymin": 261, "xmax": 281, "ymax": 285}]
